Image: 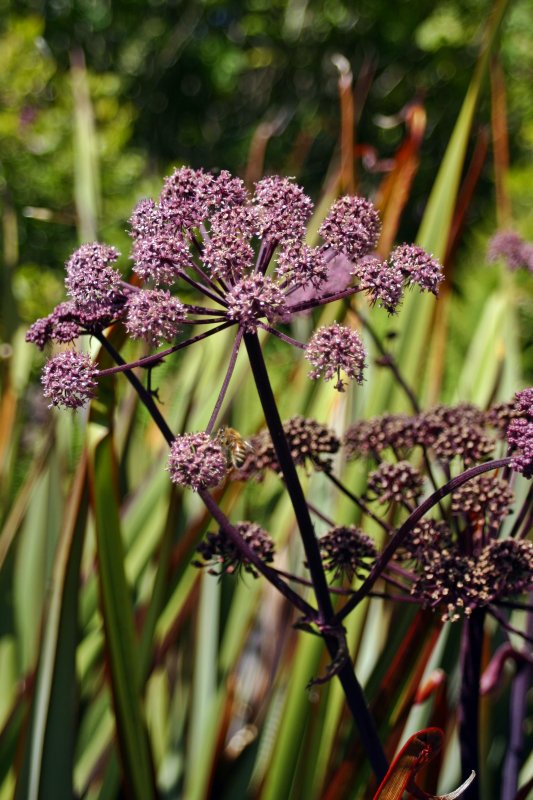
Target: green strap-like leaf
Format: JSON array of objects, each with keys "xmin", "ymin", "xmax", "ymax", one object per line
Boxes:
[
  {"xmin": 88, "ymin": 426, "xmax": 156, "ymax": 800},
  {"xmin": 14, "ymin": 454, "xmax": 88, "ymax": 800}
]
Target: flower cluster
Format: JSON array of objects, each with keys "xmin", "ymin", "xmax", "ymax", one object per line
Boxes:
[
  {"xmin": 507, "ymin": 389, "xmax": 533, "ymax": 478},
  {"xmin": 27, "ymin": 166, "xmax": 443, "ymax": 410},
  {"xmin": 366, "ymin": 461, "xmax": 424, "ymax": 505},
  {"xmin": 336, "ymin": 393, "xmax": 533, "ymax": 622},
  {"xmin": 345, "ymin": 402, "xmax": 498, "ymax": 466},
  {"xmin": 319, "ymin": 526, "xmax": 377, "ymax": 582},
  {"xmin": 305, "ymin": 322, "xmax": 366, "ymax": 391},
  {"xmin": 451, "ymin": 476, "xmax": 514, "ymax": 527},
  {"xmin": 411, "ymin": 539, "xmax": 533, "ymax": 622},
  {"xmin": 193, "ymin": 522, "xmax": 275, "ymax": 577},
  {"xmin": 236, "ymin": 416, "xmax": 340, "ymax": 479},
  {"xmin": 487, "ymin": 230, "xmax": 533, "ymax": 273},
  {"xmin": 167, "ymin": 433, "xmax": 227, "ymax": 491},
  {"xmin": 41, "ymin": 351, "xmax": 98, "ymax": 409}
]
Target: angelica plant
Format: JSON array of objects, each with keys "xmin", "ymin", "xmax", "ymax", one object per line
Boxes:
[{"xmin": 27, "ymin": 166, "xmax": 533, "ymax": 795}]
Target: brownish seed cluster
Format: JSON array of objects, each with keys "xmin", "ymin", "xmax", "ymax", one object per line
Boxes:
[
  {"xmin": 411, "ymin": 538, "xmax": 533, "ymax": 621},
  {"xmin": 236, "ymin": 416, "xmax": 340, "ymax": 479},
  {"xmin": 319, "ymin": 526, "xmax": 377, "ymax": 582},
  {"xmin": 451, "ymin": 476, "xmax": 514, "ymax": 527},
  {"xmin": 193, "ymin": 521, "xmax": 275, "ymax": 578},
  {"xmin": 344, "ymin": 414, "xmax": 416, "ymax": 460},
  {"xmin": 366, "ymin": 460, "xmax": 424, "ymax": 505}
]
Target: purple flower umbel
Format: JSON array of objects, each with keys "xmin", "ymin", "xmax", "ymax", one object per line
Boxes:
[
  {"xmin": 42, "ymin": 350, "xmax": 98, "ymax": 409},
  {"xmin": 305, "ymin": 322, "xmax": 366, "ymax": 392},
  {"xmin": 167, "ymin": 432, "xmax": 227, "ymax": 491},
  {"xmin": 28, "ymin": 167, "xmax": 444, "ymax": 433}
]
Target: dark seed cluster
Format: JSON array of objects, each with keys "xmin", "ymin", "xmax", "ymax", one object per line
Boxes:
[
  {"xmin": 366, "ymin": 461, "xmax": 424, "ymax": 505},
  {"xmin": 319, "ymin": 526, "xmax": 377, "ymax": 582},
  {"xmin": 344, "ymin": 414, "xmax": 417, "ymax": 460},
  {"xmin": 193, "ymin": 522, "xmax": 275, "ymax": 578},
  {"xmin": 451, "ymin": 476, "xmax": 514, "ymax": 527},
  {"xmin": 412, "ymin": 539, "xmax": 533, "ymax": 621},
  {"xmin": 237, "ymin": 416, "xmax": 340, "ymax": 479}
]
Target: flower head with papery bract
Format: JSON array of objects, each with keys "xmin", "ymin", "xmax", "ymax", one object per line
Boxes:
[
  {"xmin": 42, "ymin": 350, "xmax": 98, "ymax": 409},
  {"xmin": 125, "ymin": 289, "xmax": 185, "ymax": 344},
  {"xmin": 389, "ymin": 244, "xmax": 443, "ymax": 294},
  {"xmin": 226, "ymin": 274, "xmax": 287, "ymax": 333},
  {"xmin": 319, "ymin": 195, "xmax": 381, "ymax": 259},
  {"xmin": 167, "ymin": 433, "xmax": 227, "ymax": 491},
  {"xmin": 193, "ymin": 521, "xmax": 275, "ymax": 578},
  {"xmin": 305, "ymin": 322, "xmax": 366, "ymax": 391},
  {"xmin": 319, "ymin": 526, "xmax": 377, "ymax": 582}
]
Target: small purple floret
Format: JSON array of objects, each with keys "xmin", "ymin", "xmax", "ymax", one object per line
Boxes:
[
  {"xmin": 319, "ymin": 196, "xmax": 381, "ymax": 259},
  {"xmin": 507, "ymin": 417, "xmax": 533, "ymax": 478},
  {"xmin": 125, "ymin": 288, "xmax": 185, "ymax": 344},
  {"xmin": 159, "ymin": 166, "xmax": 214, "ymax": 230},
  {"xmin": 305, "ymin": 322, "xmax": 366, "ymax": 391},
  {"xmin": 132, "ymin": 234, "xmax": 192, "ymax": 286},
  {"xmin": 226, "ymin": 274, "xmax": 287, "ymax": 333},
  {"xmin": 254, "ymin": 176, "xmax": 313, "ymax": 245},
  {"xmin": 65, "ymin": 243, "xmax": 124, "ymax": 318},
  {"xmin": 167, "ymin": 432, "xmax": 227, "ymax": 491},
  {"xmin": 357, "ymin": 256, "xmax": 404, "ymax": 313},
  {"xmin": 42, "ymin": 350, "xmax": 98, "ymax": 409},
  {"xmin": 515, "ymin": 388, "xmax": 533, "ymax": 419},
  {"xmin": 389, "ymin": 244, "xmax": 443, "ymax": 294},
  {"xmin": 487, "ymin": 230, "xmax": 533, "ymax": 272}
]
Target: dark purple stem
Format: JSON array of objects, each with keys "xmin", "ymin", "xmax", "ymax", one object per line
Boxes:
[
  {"xmin": 501, "ymin": 594, "xmax": 533, "ymax": 800},
  {"xmin": 182, "ymin": 304, "xmax": 228, "ymax": 316},
  {"xmin": 489, "ymin": 606, "xmax": 533, "ymax": 645},
  {"xmin": 337, "ymin": 457, "xmax": 513, "ymax": 622},
  {"xmin": 198, "ymin": 489, "xmax": 315, "ymax": 618},
  {"xmin": 458, "ymin": 608, "xmax": 485, "ymax": 800},
  {"xmin": 205, "ymin": 328, "xmax": 244, "ymax": 435},
  {"xmin": 287, "ymin": 285, "xmax": 361, "ymax": 315},
  {"xmin": 96, "ymin": 334, "xmax": 175, "ymax": 446},
  {"xmin": 98, "ymin": 323, "xmax": 233, "ymax": 377},
  {"xmin": 178, "ymin": 268, "xmax": 229, "ymax": 307},
  {"xmin": 257, "ymin": 322, "xmax": 306, "ymax": 349},
  {"xmin": 324, "ymin": 471, "xmax": 393, "ymax": 533},
  {"xmin": 353, "ymin": 308, "xmax": 420, "ymax": 413},
  {"xmin": 255, "ymin": 240, "xmax": 276, "ymax": 275},
  {"xmin": 243, "ymin": 331, "xmax": 388, "ymax": 782}
]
